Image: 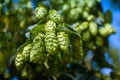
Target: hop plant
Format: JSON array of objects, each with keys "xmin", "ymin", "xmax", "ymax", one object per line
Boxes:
[{"xmin": 14, "ymin": 1, "xmax": 116, "ymax": 79}]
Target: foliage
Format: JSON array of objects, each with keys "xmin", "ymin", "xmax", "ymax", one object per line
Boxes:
[{"xmin": 0, "ymin": 0, "xmax": 36, "ymax": 78}]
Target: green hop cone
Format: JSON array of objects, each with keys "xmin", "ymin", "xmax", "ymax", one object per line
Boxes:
[
  {"xmin": 73, "ymin": 39, "xmax": 84, "ymax": 61},
  {"xmin": 69, "ymin": 8, "xmax": 81, "ymax": 21},
  {"xmin": 48, "ymin": 9, "xmax": 63, "ymax": 23},
  {"xmin": 45, "ymin": 32, "xmax": 58, "ymax": 55},
  {"xmin": 21, "ymin": 65, "xmax": 35, "ymax": 80},
  {"xmin": 86, "ymin": 41, "xmax": 96, "ymax": 50},
  {"xmin": 98, "ymin": 23, "xmax": 115, "ymax": 37},
  {"xmin": 82, "ymin": 31, "xmax": 91, "ymax": 42},
  {"xmin": 57, "ymin": 32, "xmax": 69, "ymax": 54},
  {"xmin": 74, "ymin": 22, "xmax": 89, "ymax": 33},
  {"xmin": 70, "ymin": 36, "xmax": 84, "ymax": 61},
  {"xmin": 30, "ymin": 33, "xmax": 45, "ymax": 64},
  {"xmin": 15, "ymin": 54, "xmax": 24, "ymax": 70},
  {"xmin": 62, "ymin": 3, "xmax": 70, "ymax": 11},
  {"xmin": 99, "ymin": 23, "xmax": 115, "ymax": 37},
  {"xmin": 81, "ymin": 21, "xmax": 89, "ymax": 31},
  {"xmin": 87, "ymin": 15, "xmax": 95, "ymax": 21},
  {"xmin": 21, "ymin": 66, "xmax": 28, "ymax": 77},
  {"xmin": 22, "ymin": 44, "xmax": 32, "ymax": 61},
  {"xmin": 35, "ymin": 4, "xmax": 47, "ymax": 20},
  {"xmin": 89, "ymin": 22, "xmax": 98, "ymax": 36},
  {"xmin": 99, "ymin": 27, "xmax": 108, "ymax": 37},
  {"xmin": 104, "ymin": 23, "xmax": 115, "ymax": 35},
  {"xmin": 45, "ymin": 20, "xmax": 56, "ymax": 32},
  {"xmin": 96, "ymin": 36, "xmax": 104, "ymax": 47},
  {"xmin": 85, "ymin": 0, "xmax": 96, "ymax": 8},
  {"xmin": 82, "ymin": 11, "xmax": 89, "ymax": 19}
]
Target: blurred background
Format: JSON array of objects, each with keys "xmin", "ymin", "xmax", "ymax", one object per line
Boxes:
[
  {"xmin": 101, "ymin": 0, "xmax": 120, "ymax": 74},
  {"xmin": 0, "ymin": 0, "xmax": 120, "ymax": 80}
]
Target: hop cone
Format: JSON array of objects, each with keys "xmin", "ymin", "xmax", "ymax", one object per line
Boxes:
[
  {"xmin": 15, "ymin": 54, "xmax": 24, "ymax": 70},
  {"xmin": 70, "ymin": 36, "xmax": 84, "ymax": 61},
  {"xmin": 45, "ymin": 32, "xmax": 58, "ymax": 55},
  {"xmin": 21, "ymin": 65, "xmax": 35, "ymax": 80},
  {"xmin": 35, "ymin": 4, "xmax": 47, "ymax": 20},
  {"xmin": 22, "ymin": 44, "xmax": 32, "ymax": 61},
  {"xmin": 44, "ymin": 20, "xmax": 56, "ymax": 32},
  {"xmin": 89, "ymin": 22, "xmax": 98, "ymax": 36},
  {"xmin": 48, "ymin": 9, "xmax": 63, "ymax": 23},
  {"xmin": 30, "ymin": 33, "xmax": 45, "ymax": 64},
  {"xmin": 57, "ymin": 32, "xmax": 69, "ymax": 54}
]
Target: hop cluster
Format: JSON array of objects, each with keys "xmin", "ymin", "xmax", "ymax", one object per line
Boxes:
[
  {"xmin": 15, "ymin": 33, "xmax": 45, "ymax": 79},
  {"xmin": 15, "ymin": 5, "xmax": 79, "ymax": 79},
  {"xmin": 15, "ymin": 1, "xmax": 115, "ymax": 79},
  {"xmin": 51, "ymin": 0, "xmax": 100, "ymax": 22},
  {"xmin": 51, "ymin": 0, "xmax": 115, "ymax": 49},
  {"xmin": 74, "ymin": 21, "xmax": 115, "ymax": 49}
]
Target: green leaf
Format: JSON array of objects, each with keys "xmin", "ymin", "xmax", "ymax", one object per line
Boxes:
[
  {"xmin": 56, "ymin": 23, "xmax": 82, "ymax": 39},
  {"xmin": 104, "ymin": 10, "xmax": 112, "ymax": 23},
  {"xmin": 30, "ymin": 24, "xmax": 45, "ymax": 38},
  {"xmin": 17, "ymin": 38, "xmax": 32, "ymax": 52}
]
